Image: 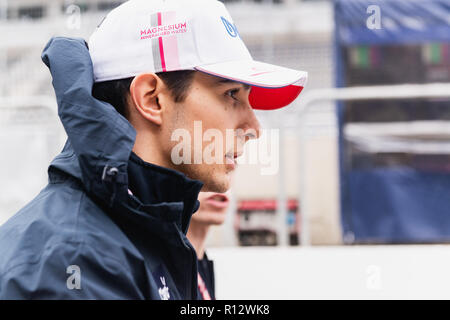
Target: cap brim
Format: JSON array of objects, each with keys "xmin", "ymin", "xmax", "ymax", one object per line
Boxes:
[{"xmin": 195, "ymin": 60, "xmax": 307, "ymax": 110}]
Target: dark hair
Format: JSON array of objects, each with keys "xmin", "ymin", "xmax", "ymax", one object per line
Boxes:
[{"xmin": 92, "ymin": 70, "xmax": 196, "ymax": 118}]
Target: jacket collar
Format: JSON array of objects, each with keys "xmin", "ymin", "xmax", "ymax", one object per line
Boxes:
[
  {"xmin": 49, "ymin": 147, "xmax": 203, "ymax": 234},
  {"xmin": 43, "ymin": 37, "xmax": 203, "ymax": 234},
  {"xmin": 127, "ymin": 152, "xmax": 203, "ymax": 233}
]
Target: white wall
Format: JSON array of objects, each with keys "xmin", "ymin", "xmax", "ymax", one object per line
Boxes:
[{"xmin": 208, "ymin": 245, "xmax": 450, "ymax": 299}]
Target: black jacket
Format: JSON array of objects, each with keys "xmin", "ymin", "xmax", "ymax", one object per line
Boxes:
[{"xmin": 0, "ymin": 37, "xmax": 203, "ymax": 299}]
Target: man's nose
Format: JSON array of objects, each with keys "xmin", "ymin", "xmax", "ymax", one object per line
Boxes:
[{"xmin": 242, "ymin": 107, "xmax": 261, "ymax": 142}]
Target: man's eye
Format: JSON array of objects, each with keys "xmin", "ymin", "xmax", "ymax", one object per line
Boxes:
[{"xmin": 225, "ymin": 88, "xmax": 240, "ymax": 101}]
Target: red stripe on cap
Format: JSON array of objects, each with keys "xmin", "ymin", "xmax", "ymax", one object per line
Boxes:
[
  {"xmin": 162, "ymin": 11, "xmax": 180, "ymax": 71},
  {"xmin": 157, "ymin": 12, "xmax": 167, "ymax": 72}
]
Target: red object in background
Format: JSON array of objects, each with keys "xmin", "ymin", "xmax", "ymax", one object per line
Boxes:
[
  {"xmin": 235, "ymin": 199, "xmax": 301, "ymax": 246},
  {"xmin": 238, "ymin": 199, "xmax": 298, "ymax": 212}
]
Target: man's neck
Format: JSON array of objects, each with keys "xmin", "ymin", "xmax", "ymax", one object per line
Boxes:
[
  {"xmin": 132, "ymin": 136, "xmax": 167, "ymax": 168},
  {"xmin": 187, "ymin": 223, "xmax": 210, "ymax": 260}
]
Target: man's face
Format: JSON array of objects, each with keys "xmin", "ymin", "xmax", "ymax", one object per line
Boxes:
[{"xmin": 162, "ymin": 72, "xmax": 261, "ymax": 192}]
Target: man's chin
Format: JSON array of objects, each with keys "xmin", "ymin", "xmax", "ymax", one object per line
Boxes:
[
  {"xmin": 180, "ymin": 164, "xmax": 232, "ymax": 193},
  {"xmin": 200, "ymin": 175, "xmax": 231, "ymax": 193}
]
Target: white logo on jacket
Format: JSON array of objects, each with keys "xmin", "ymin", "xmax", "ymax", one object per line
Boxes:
[{"xmin": 158, "ymin": 276, "xmax": 170, "ymax": 300}]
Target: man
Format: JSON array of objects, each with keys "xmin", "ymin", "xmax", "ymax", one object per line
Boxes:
[
  {"xmin": 0, "ymin": 0, "xmax": 307, "ymax": 299},
  {"xmin": 187, "ymin": 191, "xmax": 231, "ymax": 300}
]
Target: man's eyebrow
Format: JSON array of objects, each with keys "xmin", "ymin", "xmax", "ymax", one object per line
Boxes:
[{"xmin": 216, "ymin": 78, "xmax": 251, "ymax": 91}]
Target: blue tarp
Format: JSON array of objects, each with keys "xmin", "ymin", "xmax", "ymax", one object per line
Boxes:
[
  {"xmin": 348, "ymin": 168, "xmax": 450, "ymax": 243},
  {"xmin": 334, "ymin": 0, "xmax": 450, "ymax": 243},
  {"xmin": 335, "ymin": 0, "xmax": 450, "ymax": 45}
]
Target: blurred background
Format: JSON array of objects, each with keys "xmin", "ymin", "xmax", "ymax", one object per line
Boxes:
[{"xmin": 0, "ymin": 0, "xmax": 450, "ymax": 299}]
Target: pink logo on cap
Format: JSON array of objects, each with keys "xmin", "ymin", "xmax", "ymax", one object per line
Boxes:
[{"xmin": 140, "ymin": 21, "xmax": 187, "ymax": 40}]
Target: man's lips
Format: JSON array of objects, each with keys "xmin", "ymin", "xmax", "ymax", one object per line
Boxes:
[
  {"xmin": 225, "ymin": 151, "xmax": 243, "ymax": 169},
  {"xmin": 205, "ymin": 193, "xmax": 230, "ymax": 209},
  {"xmin": 225, "ymin": 155, "xmax": 236, "ymax": 169}
]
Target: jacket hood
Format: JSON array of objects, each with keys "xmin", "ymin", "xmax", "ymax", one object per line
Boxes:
[{"xmin": 41, "ymin": 37, "xmax": 203, "ymax": 233}]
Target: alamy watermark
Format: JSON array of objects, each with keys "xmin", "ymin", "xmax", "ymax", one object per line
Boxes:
[
  {"xmin": 66, "ymin": 264, "xmax": 81, "ymax": 290},
  {"xmin": 366, "ymin": 264, "xmax": 382, "ymax": 290},
  {"xmin": 366, "ymin": 5, "xmax": 382, "ymax": 30},
  {"xmin": 170, "ymin": 121, "xmax": 279, "ymax": 175},
  {"xmin": 65, "ymin": 4, "xmax": 81, "ymax": 30}
]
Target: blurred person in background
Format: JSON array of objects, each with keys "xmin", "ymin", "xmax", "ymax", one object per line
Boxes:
[{"xmin": 188, "ymin": 191, "xmax": 231, "ymax": 300}]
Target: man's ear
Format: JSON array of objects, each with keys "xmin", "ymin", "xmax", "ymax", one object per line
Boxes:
[{"xmin": 129, "ymin": 73, "xmax": 166, "ymax": 126}]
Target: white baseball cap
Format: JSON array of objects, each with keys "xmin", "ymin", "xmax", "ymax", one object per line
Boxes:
[{"xmin": 88, "ymin": 0, "xmax": 307, "ymax": 110}]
